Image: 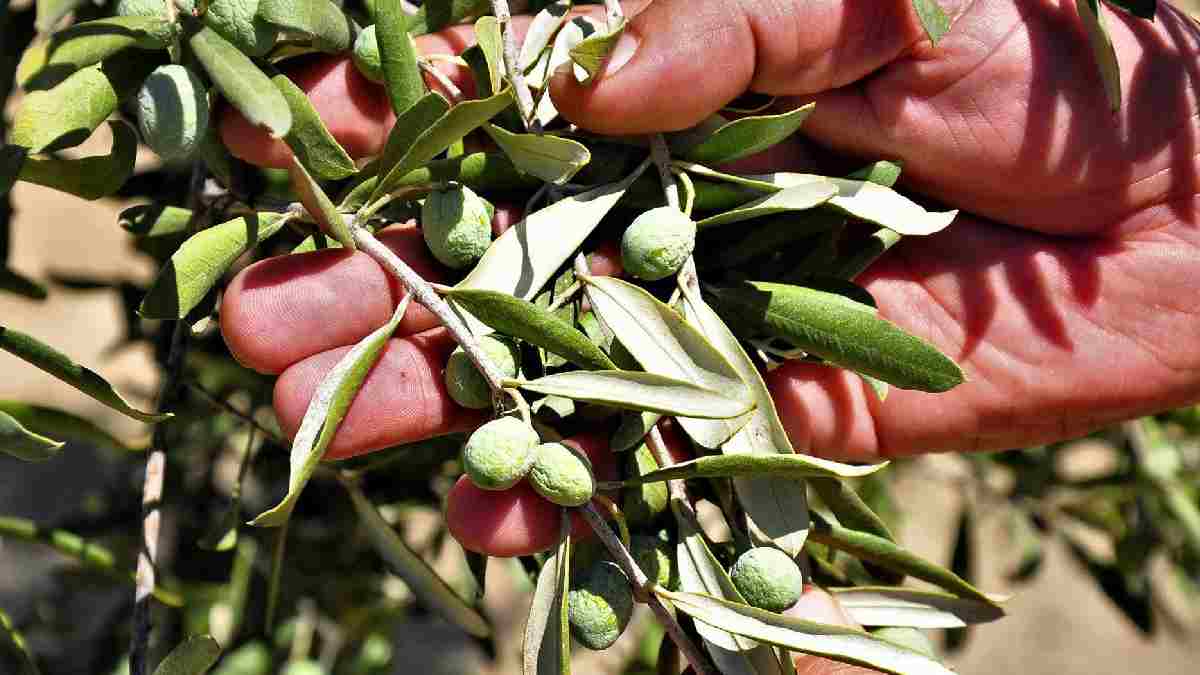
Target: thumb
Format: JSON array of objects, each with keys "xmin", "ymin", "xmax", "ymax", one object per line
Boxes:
[{"xmin": 549, "ymin": 0, "xmax": 928, "ymax": 135}]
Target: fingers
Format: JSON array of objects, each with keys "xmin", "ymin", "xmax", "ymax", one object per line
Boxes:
[
  {"xmin": 221, "ymin": 223, "xmax": 445, "ymax": 374},
  {"xmin": 549, "ymin": 0, "xmax": 926, "ymax": 134},
  {"xmin": 783, "ymin": 587, "xmax": 883, "ymax": 675}
]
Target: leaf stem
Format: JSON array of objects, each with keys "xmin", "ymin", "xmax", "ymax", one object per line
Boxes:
[
  {"xmin": 492, "ymin": 0, "xmax": 538, "ymax": 129},
  {"xmin": 649, "ymin": 134, "xmax": 680, "ymax": 210}
]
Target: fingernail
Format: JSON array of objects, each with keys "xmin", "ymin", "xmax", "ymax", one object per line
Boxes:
[{"xmin": 603, "ymin": 30, "xmax": 640, "ymax": 77}]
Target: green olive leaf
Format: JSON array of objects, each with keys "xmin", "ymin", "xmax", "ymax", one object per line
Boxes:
[
  {"xmin": 258, "ymin": 0, "xmax": 352, "ymax": 52},
  {"xmin": 618, "ymin": 454, "xmax": 886, "ymax": 486},
  {"xmin": 514, "ymin": 370, "xmax": 754, "ymax": 419},
  {"xmin": 0, "ymin": 326, "xmax": 169, "ymax": 422},
  {"xmin": 697, "ymin": 180, "xmax": 838, "ymax": 228},
  {"xmin": 474, "ymin": 16, "xmax": 504, "ymax": 94},
  {"xmin": 251, "ymin": 296, "xmax": 411, "ymax": 528},
  {"xmin": 371, "ymin": 88, "xmax": 514, "ymax": 201},
  {"xmin": 581, "ymin": 275, "xmax": 752, "ymax": 448},
  {"xmin": 0, "ymin": 268, "xmax": 47, "ymax": 301},
  {"xmin": 611, "ymin": 410, "xmax": 661, "ymax": 452},
  {"xmin": 569, "ymin": 17, "xmax": 625, "ymax": 84},
  {"xmin": 0, "ymin": 606, "xmax": 38, "ymax": 675},
  {"xmin": 912, "ymin": 0, "xmax": 951, "ymax": 44},
  {"xmin": 405, "ymin": 0, "xmax": 491, "ymax": 35},
  {"xmin": 484, "ymin": 124, "xmax": 591, "ymax": 185},
  {"xmin": 846, "ymin": 160, "xmax": 903, "ymax": 188},
  {"xmin": 1077, "ymin": 0, "xmax": 1122, "ymax": 112},
  {"xmin": 0, "ymin": 408, "xmax": 64, "ymax": 461},
  {"xmin": 190, "ymin": 27, "xmax": 292, "ymax": 139},
  {"xmin": 683, "ymin": 103, "xmax": 815, "ymax": 165},
  {"xmin": 120, "ymin": 204, "xmax": 193, "ymax": 238},
  {"xmin": 444, "ymin": 288, "xmax": 616, "ymax": 370},
  {"xmin": 20, "ymin": 16, "xmax": 178, "ymax": 90},
  {"xmin": 377, "ymin": 0, "xmax": 426, "ymax": 115},
  {"xmin": 288, "ymin": 157, "xmax": 354, "ymax": 249},
  {"xmin": 342, "ymin": 152, "xmax": 537, "ymax": 212},
  {"xmin": 457, "ymin": 162, "xmax": 648, "ymax": 309},
  {"xmin": 375, "ymin": 91, "xmax": 451, "ymax": 191},
  {"xmin": 272, "ymin": 72, "xmax": 356, "ymax": 180},
  {"xmin": 809, "ymin": 513, "xmax": 998, "ymax": 604},
  {"xmin": 35, "ymin": 0, "xmax": 89, "ymax": 32},
  {"xmin": 518, "ymin": 1, "xmax": 571, "ymax": 74},
  {"xmin": 659, "ymin": 588, "xmax": 956, "ymax": 675},
  {"xmin": 829, "ymin": 587, "xmax": 1006, "ymax": 629},
  {"xmin": 0, "ymin": 400, "xmax": 138, "ymax": 454},
  {"xmin": 752, "ymin": 174, "xmax": 957, "ymax": 236},
  {"xmin": 808, "ymin": 478, "xmax": 896, "ymax": 543},
  {"xmin": 522, "ymin": 514, "xmax": 571, "ymax": 675},
  {"xmin": 16, "ymin": 120, "xmax": 135, "ymax": 199},
  {"xmin": 346, "ymin": 479, "xmax": 492, "ymax": 638},
  {"xmin": 140, "ymin": 212, "xmax": 293, "ymax": 320},
  {"xmin": 706, "ymin": 281, "xmax": 965, "ymax": 393},
  {"xmin": 152, "ymin": 635, "xmax": 221, "ymax": 675}
]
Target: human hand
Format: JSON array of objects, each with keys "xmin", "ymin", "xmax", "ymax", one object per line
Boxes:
[{"xmin": 217, "ymin": 0, "xmax": 1200, "ymax": 555}]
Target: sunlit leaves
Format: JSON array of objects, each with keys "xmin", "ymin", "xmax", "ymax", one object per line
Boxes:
[
  {"xmin": 258, "ymin": 0, "xmax": 352, "ymax": 53},
  {"xmin": 376, "ymin": 0, "xmax": 426, "ymax": 115},
  {"xmin": 15, "ymin": 120, "xmax": 136, "ymax": 199},
  {"xmin": 514, "ymin": 370, "xmax": 754, "ymax": 419},
  {"xmin": 273, "ymin": 73, "xmax": 357, "ymax": 181},
  {"xmin": 190, "ymin": 27, "xmax": 291, "ymax": 138},
  {"xmin": 0, "ymin": 408, "xmax": 63, "ymax": 461},
  {"xmin": 152, "ymin": 635, "xmax": 221, "ymax": 675},
  {"xmin": 522, "ymin": 515, "xmax": 571, "ymax": 675},
  {"xmin": 683, "ymin": 104, "xmax": 815, "ymax": 165}
]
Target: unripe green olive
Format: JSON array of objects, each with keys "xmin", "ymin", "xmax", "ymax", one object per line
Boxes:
[
  {"xmin": 568, "ymin": 561, "xmax": 634, "ymax": 650},
  {"xmin": 622, "ymin": 443, "xmax": 668, "ymax": 526},
  {"xmin": 352, "ymin": 25, "xmax": 384, "ymax": 83},
  {"xmin": 620, "ymin": 206, "xmax": 696, "ymax": 281},
  {"xmin": 462, "ymin": 417, "xmax": 539, "ymax": 491},
  {"xmin": 422, "ymin": 185, "xmax": 493, "ymax": 269},
  {"xmin": 529, "ymin": 442, "xmax": 595, "ymax": 507},
  {"xmin": 444, "ymin": 335, "xmax": 520, "ymax": 409},
  {"xmin": 136, "ymin": 65, "xmax": 210, "ymax": 162},
  {"xmin": 630, "ymin": 531, "xmax": 675, "ymax": 589},
  {"xmin": 872, "ymin": 627, "xmax": 937, "ymax": 658},
  {"xmin": 730, "ymin": 547, "xmax": 804, "ymax": 612}
]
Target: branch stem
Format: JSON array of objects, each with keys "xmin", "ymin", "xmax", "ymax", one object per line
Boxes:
[{"xmin": 492, "ymin": 0, "xmax": 537, "ymax": 129}]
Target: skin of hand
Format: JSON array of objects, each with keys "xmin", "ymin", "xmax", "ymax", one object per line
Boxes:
[{"xmin": 217, "ymin": 0, "xmax": 1200, "ymax": 562}]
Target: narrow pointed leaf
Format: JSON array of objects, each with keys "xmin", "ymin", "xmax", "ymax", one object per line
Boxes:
[
  {"xmin": 0, "ymin": 268, "xmax": 47, "ymax": 300},
  {"xmin": 484, "ymin": 124, "xmax": 590, "ymax": 184},
  {"xmin": 568, "ymin": 17, "xmax": 625, "ymax": 84},
  {"xmin": 518, "ymin": 1, "xmax": 571, "ymax": 72},
  {"xmin": 258, "ymin": 0, "xmax": 352, "ymax": 52},
  {"xmin": 809, "ymin": 476, "xmax": 903, "ymax": 583},
  {"xmin": 697, "ymin": 181, "xmax": 838, "ymax": 229},
  {"xmin": 190, "ymin": 27, "xmax": 291, "ymax": 138},
  {"xmin": 377, "ymin": 0, "xmax": 426, "ymax": 115},
  {"xmin": 444, "ymin": 288, "xmax": 615, "ymax": 370},
  {"xmin": 140, "ymin": 213, "xmax": 292, "ymax": 320},
  {"xmin": 20, "ymin": 16, "xmax": 177, "ymax": 89},
  {"xmin": 347, "ymin": 481, "xmax": 491, "ymax": 637},
  {"xmin": 846, "ymin": 161, "xmax": 903, "ymax": 187},
  {"xmin": 912, "ymin": 0, "xmax": 951, "ymax": 45},
  {"xmin": 0, "ymin": 401, "xmax": 136, "ymax": 453},
  {"xmin": 819, "ymin": 178, "xmax": 955, "ymax": 236},
  {"xmin": 16, "ymin": 120, "xmax": 135, "ymax": 199},
  {"xmin": 289, "ymin": 157, "xmax": 354, "ymax": 249},
  {"xmin": 10, "ymin": 58, "xmax": 146, "ymax": 153},
  {"xmin": 405, "ymin": 0, "xmax": 491, "ymax": 35},
  {"xmin": 516, "ymin": 370, "xmax": 753, "ymax": 419},
  {"xmin": 0, "ymin": 409, "xmax": 63, "ymax": 461},
  {"xmin": 660, "ymin": 589, "xmax": 956, "ymax": 675},
  {"xmin": 523, "ymin": 515, "xmax": 571, "ymax": 675},
  {"xmin": 35, "ymin": 0, "xmax": 88, "ymax": 32},
  {"xmin": 1077, "ymin": 0, "xmax": 1122, "ymax": 111},
  {"xmin": 0, "ymin": 606, "xmax": 39, "ymax": 675},
  {"xmin": 273, "ymin": 73, "xmax": 357, "ymax": 180},
  {"xmin": 372, "ymin": 89, "xmax": 514, "ymax": 200},
  {"xmin": 830, "ymin": 588, "xmax": 1005, "ymax": 629},
  {"xmin": 707, "ymin": 281, "xmax": 964, "ymax": 392},
  {"xmin": 620, "ymin": 454, "xmax": 886, "ymax": 486},
  {"xmin": 375, "ymin": 91, "xmax": 451, "ymax": 189},
  {"xmin": 152, "ymin": 635, "xmax": 221, "ymax": 675},
  {"xmin": 474, "ymin": 16, "xmax": 503, "ymax": 94},
  {"xmin": 684, "ymin": 103, "xmax": 815, "ymax": 165},
  {"xmin": 611, "ymin": 410, "xmax": 661, "ymax": 452},
  {"xmin": 251, "ymin": 297, "xmax": 410, "ymax": 527},
  {"xmin": 0, "ymin": 326, "xmax": 168, "ymax": 422},
  {"xmin": 809, "ymin": 514, "xmax": 996, "ymax": 604},
  {"xmin": 458, "ymin": 163, "xmax": 647, "ymax": 303},
  {"xmin": 582, "ymin": 275, "xmax": 751, "ymax": 448}
]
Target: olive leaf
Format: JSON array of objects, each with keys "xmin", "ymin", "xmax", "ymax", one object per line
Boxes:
[
  {"xmin": 377, "ymin": 0, "xmax": 426, "ymax": 115},
  {"xmin": 658, "ymin": 589, "xmax": 956, "ymax": 675},
  {"xmin": 444, "ymin": 288, "xmax": 616, "ymax": 370},
  {"xmin": 617, "ymin": 454, "xmax": 886, "ymax": 486},
  {"xmin": 151, "ymin": 635, "xmax": 221, "ymax": 675},
  {"xmin": 289, "ymin": 157, "xmax": 354, "ymax": 249},
  {"xmin": 342, "ymin": 152, "xmax": 538, "ymax": 212},
  {"xmin": 847, "ymin": 160, "xmax": 903, "ymax": 188},
  {"xmin": 569, "ymin": 17, "xmax": 625, "ymax": 84},
  {"xmin": 35, "ymin": 0, "xmax": 89, "ymax": 33},
  {"xmin": 912, "ymin": 0, "xmax": 951, "ymax": 45},
  {"xmin": 697, "ymin": 180, "xmax": 838, "ymax": 228},
  {"xmin": 484, "ymin": 124, "xmax": 591, "ymax": 185},
  {"xmin": 522, "ymin": 514, "xmax": 571, "ymax": 675},
  {"xmin": 140, "ymin": 212, "xmax": 293, "ymax": 320},
  {"xmin": 15, "ymin": 120, "xmax": 135, "ymax": 199},
  {"xmin": 190, "ymin": 27, "xmax": 291, "ymax": 139},
  {"xmin": 251, "ymin": 296, "xmax": 411, "ymax": 528},
  {"xmin": 581, "ymin": 275, "xmax": 752, "ymax": 448},
  {"xmin": 375, "ymin": 91, "xmax": 451, "ymax": 188},
  {"xmin": 677, "ymin": 263, "xmax": 811, "ymax": 556},
  {"xmin": 518, "ymin": 1, "xmax": 572, "ymax": 73},
  {"xmin": 345, "ymin": 479, "xmax": 491, "ymax": 638},
  {"xmin": 526, "ymin": 17, "xmax": 595, "ymax": 125},
  {"xmin": 829, "ymin": 587, "xmax": 1006, "ymax": 629},
  {"xmin": 706, "ymin": 281, "xmax": 964, "ymax": 393},
  {"xmin": 405, "ymin": 0, "xmax": 491, "ymax": 35},
  {"xmin": 611, "ymin": 410, "xmax": 661, "ymax": 452},
  {"xmin": 474, "ymin": 16, "xmax": 504, "ymax": 94},
  {"xmin": 0, "ymin": 408, "xmax": 64, "ymax": 461},
  {"xmin": 458, "ymin": 162, "xmax": 648, "ymax": 305},
  {"xmin": 19, "ymin": 16, "xmax": 177, "ymax": 89},
  {"xmin": 272, "ymin": 73, "xmax": 357, "ymax": 180},
  {"xmin": 0, "ymin": 606, "xmax": 38, "ymax": 675},
  {"xmin": 258, "ymin": 0, "xmax": 352, "ymax": 52},
  {"xmin": 832, "ymin": 228, "xmax": 903, "ymax": 281},
  {"xmin": 0, "ymin": 268, "xmax": 47, "ymax": 300},
  {"xmin": 0, "ymin": 326, "xmax": 169, "ymax": 423},
  {"xmin": 371, "ymin": 88, "xmax": 515, "ymax": 201},
  {"xmin": 751, "ymin": 174, "xmax": 957, "ymax": 236},
  {"xmin": 808, "ymin": 476, "xmax": 903, "ymax": 583},
  {"xmin": 1, "ymin": 145, "xmax": 24, "ymax": 197},
  {"xmin": 513, "ymin": 370, "xmax": 755, "ymax": 419},
  {"xmin": 683, "ymin": 103, "xmax": 815, "ymax": 165},
  {"xmin": 1077, "ymin": 0, "xmax": 1121, "ymax": 112},
  {"xmin": 0, "ymin": 401, "xmax": 137, "ymax": 454},
  {"xmin": 808, "ymin": 513, "xmax": 997, "ymax": 604}
]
